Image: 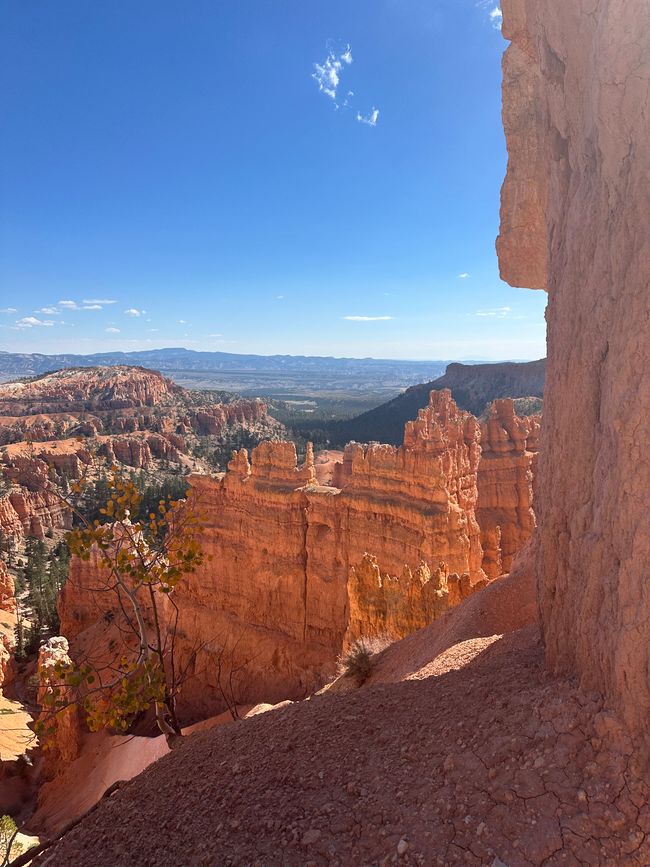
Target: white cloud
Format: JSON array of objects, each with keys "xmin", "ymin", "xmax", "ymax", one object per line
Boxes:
[
  {"xmin": 458, "ymin": 273, "xmax": 470, "ymax": 279},
  {"xmin": 84, "ymin": 298, "xmax": 117, "ymax": 305},
  {"xmin": 0, "ymin": 307, "xmax": 17, "ymax": 314},
  {"xmin": 475, "ymin": 306, "xmax": 511, "ymax": 318},
  {"xmin": 312, "ymin": 45, "xmax": 353, "ymax": 106},
  {"xmin": 124, "ymin": 308, "xmax": 143, "ymax": 317},
  {"xmin": 82, "ymin": 304, "xmax": 102, "ymax": 310},
  {"xmin": 490, "ymin": 6, "xmax": 503, "ymax": 28},
  {"xmin": 14, "ymin": 316, "xmax": 55, "ymax": 328},
  {"xmin": 343, "ymin": 315, "xmax": 394, "ymax": 321},
  {"xmin": 178, "ymin": 319, "xmax": 187, "ymax": 324},
  {"xmin": 477, "ymin": 1, "xmax": 503, "ymax": 29},
  {"xmin": 105, "ymin": 326, "xmax": 120, "ymax": 333},
  {"xmin": 36, "ymin": 306, "xmax": 59, "ymax": 314},
  {"xmin": 356, "ymin": 108, "xmax": 379, "ymax": 127},
  {"xmin": 59, "ymin": 300, "xmax": 78, "ymax": 309}
]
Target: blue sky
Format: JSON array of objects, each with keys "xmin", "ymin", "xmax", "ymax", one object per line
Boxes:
[{"xmin": 0, "ymin": 0, "xmax": 546, "ymax": 361}]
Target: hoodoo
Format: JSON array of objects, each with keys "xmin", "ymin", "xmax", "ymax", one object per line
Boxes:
[{"xmin": 499, "ymin": 0, "xmax": 650, "ymax": 737}]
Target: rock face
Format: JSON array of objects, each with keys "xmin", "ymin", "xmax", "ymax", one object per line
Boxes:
[
  {"xmin": 347, "ymin": 554, "xmax": 481, "ymax": 643},
  {"xmin": 36, "ymin": 637, "xmax": 82, "ymax": 780},
  {"xmin": 476, "ymin": 400, "xmax": 540, "ymax": 579},
  {"xmin": 498, "ymin": 0, "xmax": 650, "ymax": 737},
  {"xmin": 60, "ymin": 391, "xmax": 538, "ymax": 722},
  {"xmin": 0, "ymin": 489, "xmax": 72, "ymax": 540},
  {"xmin": 0, "ymin": 561, "xmax": 16, "ymax": 689}
]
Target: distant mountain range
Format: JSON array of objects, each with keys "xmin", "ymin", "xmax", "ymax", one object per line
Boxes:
[
  {"xmin": 0, "ymin": 347, "xmax": 486, "ymax": 378},
  {"xmin": 328, "ymin": 359, "xmax": 546, "ymax": 445},
  {"xmin": 0, "ymin": 347, "xmax": 481, "ymax": 393}
]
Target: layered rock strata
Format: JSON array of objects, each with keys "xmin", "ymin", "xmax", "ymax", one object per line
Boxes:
[
  {"xmin": 0, "ymin": 489, "xmax": 71, "ymax": 540},
  {"xmin": 0, "ymin": 561, "xmax": 16, "ymax": 689},
  {"xmin": 60, "ymin": 391, "xmax": 532, "ymax": 722},
  {"xmin": 476, "ymin": 399, "xmax": 540, "ymax": 578},
  {"xmin": 36, "ymin": 637, "xmax": 82, "ymax": 780},
  {"xmin": 498, "ymin": 0, "xmax": 650, "ymax": 737}
]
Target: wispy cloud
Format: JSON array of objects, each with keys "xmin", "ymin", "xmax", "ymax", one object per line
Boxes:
[
  {"xmin": 343, "ymin": 315, "xmax": 394, "ymax": 322},
  {"xmin": 458, "ymin": 273, "xmax": 470, "ymax": 279},
  {"xmin": 477, "ymin": 1, "xmax": 503, "ymax": 30},
  {"xmin": 356, "ymin": 108, "xmax": 379, "ymax": 128},
  {"xmin": 312, "ymin": 45, "xmax": 353, "ymax": 105},
  {"xmin": 37, "ymin": 306, "xmax": 59, "ymax": 314},
  {"xmin": 475, "ymin": 306, "xmax": 511, "ymax": 318},
  {"xmin": 58, "ymin": 298, "xmax": 115, "ymax": 310},
  {"xmin": 105, "ymin": 326, "xmax": 120, "ymax": 333},
  {"xmin": 124, "ymin": 308, "xmax": 144, "ymax": 317},
  {"xmin": 312, "ymin": 44, "xmax": 380, "ymax": 125},
  {"xmin": 14, "ymin": 316, "xmax": 55, "ymax": 329},
  {"xmin": 490, "ymin": 6, "xmax": 503, "ymax": 28},
  {"xmin": 0, "ymin": 307, "xmax": 17, "ymax": 314}
]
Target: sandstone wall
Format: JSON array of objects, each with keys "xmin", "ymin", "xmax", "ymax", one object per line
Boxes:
[
  {"xmin": 62, "ymin": 392, "xmax": 496, "ymax": 720},
  {"xmin": 0, "ymin": 561, "xmax": 16, "ymax": 689},
  {"xmin": 498, "ymin": 0, "xmax": 650, "ymax": 736},
  {"xmin": 59, "ymin": 391, "xmax": 539, "ymax": 722},
  {"xmin": 0, "ymin": 489, "xmax": 71, "ymax": 540},
  {"xmin": 476, "ymin": 399, "xmax": 540, "ymax": 578}
]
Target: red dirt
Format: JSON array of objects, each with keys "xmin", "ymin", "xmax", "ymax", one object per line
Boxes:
[{"xmin": 33, "ymin": 562, "xmax": 650, "ymax": 866}]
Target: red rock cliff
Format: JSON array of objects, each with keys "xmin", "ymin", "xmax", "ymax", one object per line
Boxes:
[
  {"xmin": 498, "ymin": 0, "xmax": 650, "ymax": 736},
  {"xmin": 61, "ymin": 391, "xmax": 496, "ymax": 720},
  {"xmin": 476, "ymin": 399, "xmax": 540, "ymax": 578}
]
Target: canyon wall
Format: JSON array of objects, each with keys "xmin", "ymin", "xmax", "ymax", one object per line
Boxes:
[
  {"xmin": 62, "ymin": 390, "xmax": 508, "ymax": 721},
  {"xmin": 58, "ymin": 391, "xmax": 541, "ymax": 722},
  {"xmin": 498, "ymin": 0, "xmax": 650, "ymax": 736},
  {"xmin": 476, "ymin": 399, "xmax": 540, "ymax": 579},
  {"xmin": 0, "ymin": 561, "xmax": 16, "ymax": 689}
]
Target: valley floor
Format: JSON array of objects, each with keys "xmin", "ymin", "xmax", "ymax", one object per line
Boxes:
[{"xmin": 33, "ymin": 588, "xmax": 650, "ymax": 866}]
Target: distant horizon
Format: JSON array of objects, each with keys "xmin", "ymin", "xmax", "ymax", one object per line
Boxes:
[{"xmin": 0, "ymin": 345, "xmax": 545, "ymax": 365}]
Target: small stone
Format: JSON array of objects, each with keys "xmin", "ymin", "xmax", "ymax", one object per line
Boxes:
[
  {"xmin": 397, "ymin": 839, "xmax": 409, "ymax": 856},
  {"xmin": 301, "ymin": 829, "xmax": 321, "ymax": 846}
]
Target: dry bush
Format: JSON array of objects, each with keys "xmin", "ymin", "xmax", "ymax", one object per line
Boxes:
[{"xmin": 338, "ymin": 636, "xmax": 391, "ymax": 687}]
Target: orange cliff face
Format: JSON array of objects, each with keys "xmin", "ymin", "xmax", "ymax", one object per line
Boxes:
[
  {"xmin": 498, "ymin": 0, "xmax": 650, "ymax": 740},
  {"xmin": 0, "ymin": 560, "xmax": 16, "ymax": 690},
  {"xmin": 476, "ymin": 399, "xmax": 540, "ymax": 579},
  {"xmin": 58, "ymin": 390, "xmax": 537, "ymax": 723}
]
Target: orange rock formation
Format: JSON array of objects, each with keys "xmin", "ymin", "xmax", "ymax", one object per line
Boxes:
[
  {"xmin": 0, "ymin": 561, "xmax": 16, "ymax": 689},
  {"xmin": 36, "ymin": 637, "xmax": 82, "ymax": 780},
  {"xmin": 476, "ymin": 399, "xmax": 540, "ymax": 578},
  {"xmin": 59, "ymin": 391, "xmax": 536, "ymax": 722},
  {"xmin": 498, "ymin": 0, "xmax": 650, "ymax": 740}
]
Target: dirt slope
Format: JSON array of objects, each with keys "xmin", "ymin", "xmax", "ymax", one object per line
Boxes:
[{"xmin": 34, "ymin": 562, "xmax": 649, "ymax": 866}]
